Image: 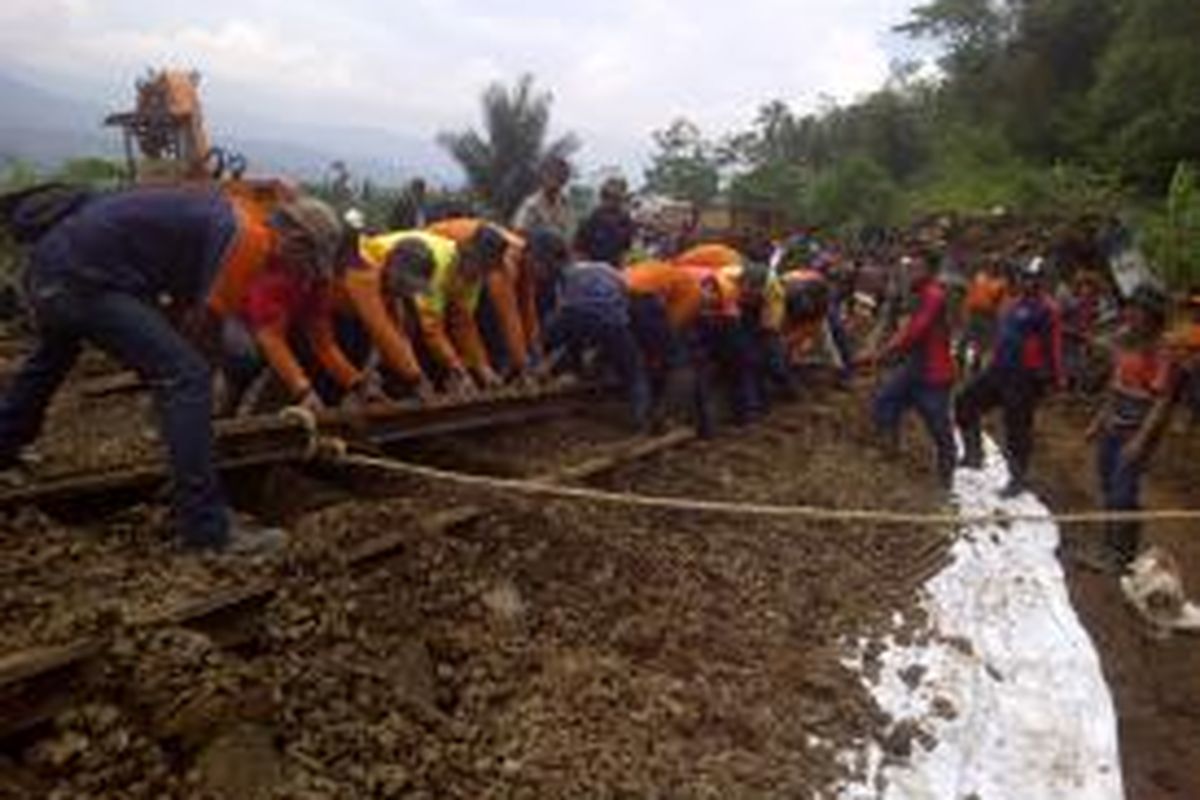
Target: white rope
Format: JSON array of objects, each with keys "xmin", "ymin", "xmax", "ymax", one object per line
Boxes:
[{"xmin": 333, "ymin": 452, "xmax": 1200, "ymax": 528}]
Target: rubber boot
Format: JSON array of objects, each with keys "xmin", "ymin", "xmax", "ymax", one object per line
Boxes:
[
  {"xmin": 998, "ymin": 477, "xmax": 1026, "ymax": 499},
  {"xmin": 959, "ymin": 426, "xmax": 984, "ymax": 470},
  {"xmin": 1105, "ymin": 521, "xmax": 1141, "ymax": 571},
  {"xmin": 937, "ymin": 463, "xmax": 955, "ymax": 491}
]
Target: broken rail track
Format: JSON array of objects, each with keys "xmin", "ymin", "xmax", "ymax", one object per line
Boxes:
[
  {"xmin": 0, "ymin": 379, "xmax": 610, "ymax": 512},
  {"xmin": 0, "ymin": 425, "xmax": 695, "ymax": 743}
]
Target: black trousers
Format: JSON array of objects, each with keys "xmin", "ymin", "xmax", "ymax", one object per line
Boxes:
[{"xmin": 956, "ymin": 366, "xmax": 1046, "ymax": 483}]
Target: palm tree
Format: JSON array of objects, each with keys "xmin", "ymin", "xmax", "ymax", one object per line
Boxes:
[{"xmin": 438, "ymin": 75, "xmax": 580, "ymax": 220}]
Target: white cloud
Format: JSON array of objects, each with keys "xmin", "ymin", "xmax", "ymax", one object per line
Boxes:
[{"xmin": 0, "ymin": 0, "xmax": 918, "ymax": 175}]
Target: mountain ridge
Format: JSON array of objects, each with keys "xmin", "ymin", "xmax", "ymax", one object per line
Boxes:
[{"xmin": 0, "ymin": 69, "xmax": 458, "ymax": 185}]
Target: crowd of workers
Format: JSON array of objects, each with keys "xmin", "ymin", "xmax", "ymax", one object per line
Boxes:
[{"xmin": 0, "ymin": 158, "xmax": 1197, "ymax": 576}]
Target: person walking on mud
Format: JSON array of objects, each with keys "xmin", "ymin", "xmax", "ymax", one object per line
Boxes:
[
  {"xmin": 957, "ymin": 256, "xmax": 1009, "ymax": 375},
  {"xmin": 866, "ymin": 248, "xmax": 956, "ymax": 488},
  {"xmin": 956, "ymin": 257, "xmax": 1064, "ymax": 497},
  {"xmin": 1080, "ymin": 284, "xmax": 1178, "ymax": 572}
]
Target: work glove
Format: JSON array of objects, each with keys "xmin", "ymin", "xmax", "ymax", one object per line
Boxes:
[
  {"xmin": 294, "ymin": 387, "xmax": 326, "ymax": 414},
  {"xmin": 512, "ymin": 367, "xmax": 541, "ymax": 391},
  {"xmin": 412, "ymin": 376, "xmax": 438, "ymax": 404},
  {"xmin": 444, "ymin": 369, "xmax": 478, "ymax": 401},
  {"xmin": 355, "ymin": 371, "xmax": 390, "ymax": 404},
  {"xmin": 474, "ymin": 365, "xmax": 504, "ymax": 391}
]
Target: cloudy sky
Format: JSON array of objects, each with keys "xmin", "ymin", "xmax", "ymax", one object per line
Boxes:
[{"xmin": 0, "ymin": 0, "xmax": 928, "ymax": 178}]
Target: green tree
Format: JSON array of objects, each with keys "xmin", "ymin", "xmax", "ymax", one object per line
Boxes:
[
  {"xmin": 1088, "ymin": 0, "xmax": 1200, "ymax": 191},
  {"xmin": 642, "ymin": 118, "xmax": 721, "ymax": 208},
  {"xmin": 1, "ymin": 158, "xmax": 41, "ymax": 191},
  {"xmin": 842, "ymin": 86, "xmax": 933, "ymax": 182},
  {"xmin": 55, "ymin": 157, "xmax": 125, "ymax": 187},
  {"xmin": 728, "ymin": 162, "xmax": 810, "ymax": 226},
  {"xmin": 1142, "ymin": 163, "xmax": 1200, "ymax": 289},
  {"xmin": 809, "ymin": 157, "xmax": 900, "ymax": 228},
  {"xmin": 897, "ymin": 0, "xmax": 1013, "ymax": 117},
  {"xmin": 997, "ymin": 0, "xmax": 1117, "ymax": 160},
  {"xmin": 438, "ymin": 74, "xmax": 579, "ymax": 219}
]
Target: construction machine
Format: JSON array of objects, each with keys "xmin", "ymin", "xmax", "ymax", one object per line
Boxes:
[{"xmin": 104, "ymin": 69, "xmax": 294, "ymax": 212}]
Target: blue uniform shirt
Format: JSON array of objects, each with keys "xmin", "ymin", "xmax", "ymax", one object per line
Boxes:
[
  {"xmin": 559, "ymin": 261, "xmax": 629, "ymax": 326},
  {"xmin": 993, "ymin": 295, "xmax": 1056, "ymax": 376},
  {"xmin": 31, "ymin": 187, "xmax": 238, "ymax": 303}
]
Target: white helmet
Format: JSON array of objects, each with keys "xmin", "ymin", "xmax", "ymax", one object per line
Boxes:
[
  {"xmin": 343, "ymin": 207, "xmax": 366, "ymax": 231},
  {"xmin": 1021, "ymin": 256, "xmax": 1046, "ymax": 279}
]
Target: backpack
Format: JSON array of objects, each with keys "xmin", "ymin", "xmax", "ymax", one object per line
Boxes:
[{"xmin": 0, "ymin": 182, "xmax": 97, "ymax": 245}]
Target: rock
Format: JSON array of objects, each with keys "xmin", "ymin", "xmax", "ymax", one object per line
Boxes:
[
  {"xmin": 193, "ymin": 722, "xmax": 282, "ymax": 800},
  {"xmin": 481, "ymin": 580, "xmax": 525, "ymax": 624}
]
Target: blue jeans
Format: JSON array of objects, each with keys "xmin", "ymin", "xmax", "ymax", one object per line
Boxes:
[
  {"xmin": 873, "ymin": 366, "xmax": 955, "ymax": 485},
  {"xmin": 701, "ymin": 317, "xmax": 757, "ymax": 425},
  {"xmin": 827, "ymin": 305, "xmax": 854, "ymax": 380},
  {"xmin": 629, "ymin": 296, "xmax": 713, "ymax": 436},
  {"xmin": 220, "ymin": 318, "xmax": 262, "ymax": 409},
  {"xmin": 629, "ymin": 295, "xmax": 686, "ymax": 369},
  {"xmin": 742, "ymin": 319, "xmax": 797, "ymax": 414},
  {"xmin": 545, "ymin": 307, "xmax": 650, "ymax": 429},
  {"xmin": 955, "ymin": 366, "xmax": 1045, "ymax": 483},
  {"xmin": 476, "ymin": 283, "xmax": 512, "ymax": 375},
  {"xmin": 0, "ymin": 274, "xmax": 229, "ymax": 548},
  {"xmin": 1096, "ymin": 430, "xmax": 1142, "ymax": 561},
  {"xmin": 223, "ymin": 314, "xmax": 373, "ymax": 406},
  {"xmin": 1185, "ymin": 367, "xmax": 1200, "ymax": 424}
]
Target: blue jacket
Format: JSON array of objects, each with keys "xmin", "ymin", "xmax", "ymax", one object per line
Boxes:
[
  {"xmin": 992, "ymin": 295, "xmax": 1061, "ymax": 379},
  {"xmin": 31, "ymin": 187, "xmax": 237, "ymax": 303},
  {"xmin": 574, "ymin": 207, "xmax": 635, "ymax": 267},
  {"xmin": 559, "ymin": 261, "xmax": 629, "ymax": 326}
]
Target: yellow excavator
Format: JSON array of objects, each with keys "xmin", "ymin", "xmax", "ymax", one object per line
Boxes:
[{"xmin": 104, "ymin": 69, "xmax": 294, "ymax": 212}]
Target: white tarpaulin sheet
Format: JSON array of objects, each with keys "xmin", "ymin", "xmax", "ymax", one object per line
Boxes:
[{"xmin": 840, "ymin": 439, "xmax": 1125, "ymax": 800}]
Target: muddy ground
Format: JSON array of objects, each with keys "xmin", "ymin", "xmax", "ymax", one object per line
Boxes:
[
  {"xmin": 1031, "ymin": 399, "xmax": 1200, "ymax": 800},
  {"xmin": 0, "ymin": 382, "xmax": 955, "ymax": 799},
  {"xmin": 6, "ymin": 359, "xmax": 1195, "ymax": 799}
]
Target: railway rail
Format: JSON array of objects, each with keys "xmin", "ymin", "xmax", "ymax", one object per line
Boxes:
[
  {"xmin": 0, "ymin": 378, "xmax": 609, "ymax": 512},
  {"xmin": 0, "ymin": 383, "xmax": 693, "ymax": 743}
]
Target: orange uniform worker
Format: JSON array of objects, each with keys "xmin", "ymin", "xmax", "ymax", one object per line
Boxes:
[
  {"xmin": 778, "ymin": 269, "xmax": 832, "ymax": 361},
  {"xmin": 407, "ymin": 222, "xmax": 508, "ymax": 391},
  {"xmin": 1166, "ymin": 289, "xmax": 1200, "ymax": 366},
  {"xmin": 341, "ymin": 230, "xmax": 454, "ymax": 398},
  {"xmin": 0, "ymin": 185, "xmax": 344, "ymax": 552},
  {"xmin": 721, "ymin": 263, "xmax": 786, "ymax": 331},
  {"xmin": 427, "ymin": 218, "xmax": 538, "ymax": 376},
  {"xmin": 220, "ymin": 197, "xmax": 376, "ymax": 411},
  {"xmin": 1166, "ymin": 288, "xmax": 1200, "ymax": 422},
  {"xmin": 963, "ymin": 264, "xmax": 1009, "ymax": 316},
  {"xmin": 1086, "ymin": 285, "xmax": 1178, "ymax": 570},
  {"xmin": 672, "ymin": 260, "xmax": 763, "ymax": 426},
  {"xmin": 625, "ymin": 260, "xmax": 718, "ymax": 433},
  {"xmin": 959, "ymin": 262, "xmax": 1009, "ymax": 371},
  {"xmin": 669, "ymin": 244, "xmax": 754, "ymax": 325},
  {"xmin": 725, "ymin": 263, "xmax": 797, "ymax": 403},
  {"xmin": 673, "ymin": 242, "xmax": 744, "ymax": 271},
  {"xmin": 626, "ymin": 260, "xmax": 705, "ymax": 331}
]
